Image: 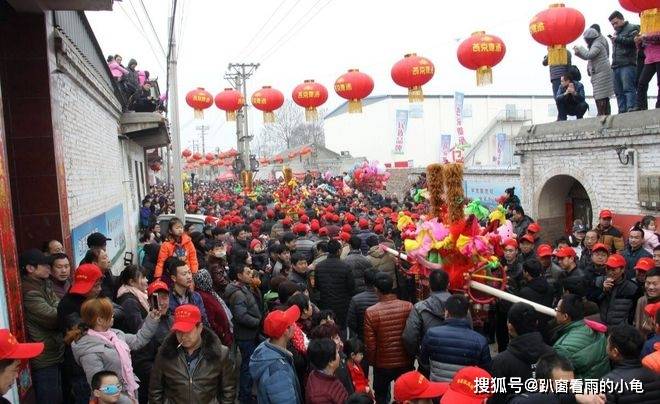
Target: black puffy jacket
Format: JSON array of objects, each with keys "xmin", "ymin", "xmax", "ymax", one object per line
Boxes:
[
  {"xmin": 315, "ymin": 256, "xmax": 355, "ymax": 328},
  {"xmin": 559, "ymin": 266, "xmax": 587, "ymax": 296},
  {"xmin": 518, "ymin": 277, "xmax": 554, "ymax": 308},
  {"xmin": 224, "ymin": 281, "xmax": 263, "ymax": 341},
  {"xmin": 611, "ymin": 22, "xmax": 640, "ymax": 69},
  {"xmin": 343, "ymin": 251, "xmax": 372, "ymax": 294},
  {"xmin": 346, "ymin": 288, "xmax": 379, "ymax": 339},
  {"xmin": 603, "ymin": 359, "xmax": 660, "ymax": 404},
  {"xmin": 583, "ymin": 262, "xmax": 606, "ymax": 302},
  {"xmin": 593, "ymin": 276, "xmax": 638, "ymax": 326}
]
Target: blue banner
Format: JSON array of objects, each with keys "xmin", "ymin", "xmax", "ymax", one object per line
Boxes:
[
  {"xmin": 409, "ymin": 104, "xmax": 424, "ymax": 118},
  {"xmin": 463, "ymin": 180, "xmax": 521, "ymax": 209},
  {"xmin": 393, "ymin": 110, "xmax": 409, "ymax": 154},
  {"xmin": 71, "ymin": 204, "xmax": 125, "ymax": 265}
]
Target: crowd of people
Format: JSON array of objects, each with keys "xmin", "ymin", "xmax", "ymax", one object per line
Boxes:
[
  {"xmin": 548, "ymin": 10, "xmax": 659, "ymax": 121},
  {"xmin": 106, "ymin": 54, "xmax": 165, "ymax": 113},
  {"xmin": 5, "ymin": 172, "xmax": 660, "ymax": 404}
]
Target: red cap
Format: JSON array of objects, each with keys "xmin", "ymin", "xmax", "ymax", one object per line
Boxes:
[
  {"xmin": 293, "ymin": 223, "xmax": 308, "ymax": 234},
  {"xmin": 147, "ymin": 280, "xmax": 169, "ymax": 296},
  {"xmin": 256, "ymin": 205, "xmax": 264, "ymax": 212},
  {"xmin": 264, "ymin": 305, "xmax": 300, "ymax": 338},
  {"xmin": 527, "ymin": 223, "xmax": 541, "ymax": 233},
  {"xmin": 282, "ymin": 217, "xmax": 293, "ymax": 227},
  {"xmin": 345, "ymin": 213, "xmax": 356, "ymax": 224},
  {"xmin": 440, "ymin": 366, "xmax": 493, "ymax": 404},
  {"xmin": 555, "ymin": 246, "xmax": 577, "ymax": 258},
  {"xmin": 310, "ymin": 221, "xmax": 320, "ymax": 233},
  {"xmin": 536, "ymin": 244, "xmax": 554, "ymax": 258},
  {"xmin": 599, "ymin": 209, "xmax": 613, "ymax": 219},
  {"xmin": 394, "ymin": 371, "xmax": 448, "ymax": 401},
  {"xmin": 318, "ymin": 227, "xmax": 328, "ymax": 237},
  {"xmin": 250, "ymin": 239, "xmax": 262, "ymax": 250},
  {"xmin": 325, "ymin": 205, "xmax": 335, "ymax": 213},
  {"xmin": 644, "ymin": 302, "xmax": 660, "ymax": 318},
  {"xmin": 520, "ymin": 234, "xmax": 535, "ymax": 244},
  {"xmin": 635, "ymin": 257, "xmax": 655, "ymax": 272},
  {"xmin": 502, "ymin": 238, "xmax": 518, "ymax": 249},
  {"xmin": 342, "ymin": 224, "xmax": 352, "ymax": 233},
  {"xmin": 358, "ymin": 218, "xmax": 369, "ymax": 229},
  {"xmin": 300, "ymin": 215, "xmax": 309, "ymax": 224},
  {"xmin": 69, "ymin": 264, "xmax": 103, "ymax": 295},
  {"xmin": 171, "ymin": 305, "xmax": 202, "ymax": 333},
  {"xmin": 605, "ymin": 253, "xmax": 626, "ymax": 268},
  {"xmin": 332, "ymin": 214, "xmax": 340, "ymax": 223},
  {"xmin": 266, "ymin": 209, "xmax": 275, "ymax": 219},
  {"xmin": 0, "ymin": 329, "xmax": 44, "ymax": 360},
  {"xmin": 591, "ymin": 243, "xmax": 609, "ymax": 253},
  {"xmin": 337, "ymin": 232, "xmax": 351, "ymax": 242},
  {"xmin": 374, "ymin": 217, "xmax": 384, "ymax": 224},
  {"xmin": 374, "ymin": 224, "xmax": 384, "ymax": 234}
]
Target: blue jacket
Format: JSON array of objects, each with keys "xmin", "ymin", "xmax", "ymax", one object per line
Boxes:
[
  {"xmin": 169, "ymin": 289, "xmax": 209, "ymax": 327},
  {"xmin": 556, "ymin": 81, "xmax": 586, "ymax": 104},
  {"xmin": 420, "ymin": 318, "xmax": 491, "ymax": 382},
  {"xmin": 249, "ymin": 340, "xmax": 302, "ymax": 404},
  {"xmin": 139, "ymin": 206, "xmax": 151, "ymax": 227}
]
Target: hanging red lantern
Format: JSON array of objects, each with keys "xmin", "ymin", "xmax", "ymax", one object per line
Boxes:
[
  {"xmin": 251, "ymin": 86, "xmax": 284, "ymax": 123},
  {"xmin": 182, "ymin": 149, "xmax": 192, "ymax": 158},
  {"xmin": 273, "ymin": 156, "xmax": 284, "ymax": 164},
  {"xmin": 214, "ymin": 88, "xmax": 244, "ymax": 121},
  {"xmin": 226, "ymin": 148, "xmax": 239, "ymax": 158},
  {"xmin": 620, "ymin": 1, "xmax": 660, "ymax": 34},
  {"xmin": 288, "ymin": 152, "xmax": 298, "ymax": 160},
  {"xmin": 334, "ymin": 69, "xmax": 374, "ymax": 113},
  {"xmin": 457, "ymin": 32, "xmax": 507, "ymax": 86},
  {"xmin": 391, "ymin": 53, "xmax": 435, "ymax": 102},
  {"xmin": 150, "ymin": 163, "xmax": 161, "ymax": 172},
  {"xmin": 192, "ymin": 152, "xmax": 202, "ymax": 161},
  {"xmin": 300, "ymin": 146, "xmax": 312, "ymax": 155},
  {"xmin": 205, "ymin": 153, "xmax": 214, "ymax": 161},
  {"xmin": 530, "ymin": 4, "xmax": 585, "ymax": 65},
  {"xmin": 185, "ymin": 88, "xmax": 213, "ymax": 119},
  {"xmin": 259, "ymin": 157, "xmax": 270, "ymax": 165},
  {"xmin": 292, "ymin": 80, "xmax": 329, "ymax": 121}
]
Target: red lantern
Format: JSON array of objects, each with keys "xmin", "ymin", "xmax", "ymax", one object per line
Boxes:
[
  {"xmin": 334, "ymin": 69, "xmax": 374, "ymax": 113},
  {"xmin": 192, "ymin": 152, "xmax": 202, "ymax": 161},
  {"xmin": 214, "ymin": 88, "xmax": 244, "ymax": 121},
  {"xmin": 226, "ymin": 149, "xmax": 239, "ymax": 158},
  {"xmin": 457, "ymin": 32, "xmax": 506, "ymax": 86},
  {"xmin": 259, "ymin": 157, "xmax": 270, "ymax": 165},
  {"xmin": 182, "ymin": 149, "xmax": 192, "ymax": 158},
  {"xmin": 150, "ymin": 163, "xmax": 161, "ymax": 172},
  {"xmin": 251, "ymin": 86, "xmax": 284, "ymax": 123},
  {"xmin": 288, "ymin": 152, "xmax": 298, "ymax": 160},
  {"xmin": 205, "ymin": 153, "xmax": 214, "ymax": 161},
  {"xmin": 274, "ymin": 156, "xmax": 284, "ymax": 164},
  {"xmin": 391, "ymin": 53, "xmax": 435, "ymax": 102},
  {"xmin": 620, "ymin": 1, "xmax": 660, "ymax": 34},
  {"xmin": 530, "ymin": 4, "xmax": 585, "ymax": 65},
  {"xmin": 185, "ymin": 88, "xmax": 213, "ymax": 119},
  {"xmin": 292, "ymin": 80, "xmax": 329, "ymax": 121},
  {"xmin": 300, "ymin": 146, "xmax": 312, "ymax": 155}
]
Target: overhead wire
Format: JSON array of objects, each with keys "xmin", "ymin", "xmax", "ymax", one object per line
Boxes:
[
  {"xmin": 137, "ymin": 0, "xmax": 167, "ymax": 58},
  {"xmin": 235, "ymin": 0, "xmax": 289, "ymax": 60},
  {"xmin": 118, "ymin": 2, "xmax": 166, "ymax": 71},
  {"xmin": 243, "ymin": 0, "xmax": 304, "ymax": 60}
]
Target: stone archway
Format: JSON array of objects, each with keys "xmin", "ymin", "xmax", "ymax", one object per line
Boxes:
[{"xmin": 536, "ymin": 175, "xmax": 593, "ymax": 241}]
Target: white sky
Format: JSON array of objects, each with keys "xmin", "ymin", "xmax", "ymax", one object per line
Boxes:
[{"xmin": 86, "ymin": 0, "xmax": 647, "ymax": 154}]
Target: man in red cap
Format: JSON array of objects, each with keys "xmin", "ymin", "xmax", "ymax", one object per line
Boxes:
[
  {"xmin": 261, "ymin": 209, "xmax": 277, "ymax": 236},
  {"xmin": 584, "ymin": 243, "xmax": 610, "ymax": 301},
  {"xmin": 150, "ymin": 305, "xmax": 236, "ymax": 402},
  {"xmin": 556, "ymin": 246, "xmax": 587, "ymax": 296},
  {"xmin": 293, "ymin": 223, "xmax": 316, "ymax": 263},
  {"xmin": 0, "ymin": 329, "xmax": 44, "ymax": 401},
  {"xmin": 536, "ymin": 244, "xmax": 563, "ymax": 298},
  {"xmin": 594, "ymin": 253, "xmax": 638, "ymax": 326},
  {"xmin": 635, "ymin": 267, "xmax": 660, "ymax": 339},
  {"xmin": 594, "ymin": 209, "xmax": 624, "ymax": 253},
  {"xmin": 249, "ymin": 306, "xmax": 303, "ymax": 404},
  {"xmin": 525, "ymin": 222, "xmax": 542, "ymax": 245},
  {"xmin": 518, "ymin": 234, "xmax": 536, "ymax": 262},
  {"xmin": 355, "ymin": 218, "xmax": 377, "ymax": 255},
  {"xmin": 623, "ymin": 226, "xmax": 653, "ymax": 280}
]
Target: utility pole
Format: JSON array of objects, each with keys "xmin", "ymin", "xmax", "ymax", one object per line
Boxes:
[
  {"xmin": 167, "ymin": 11, "xmax": 185, "ymax": 221},
  {"xmin": 196, "ymin": 125, "xmax": 209, "ymax": 155},
  {"xmin": 224, "ymin": 63, "xmax": 259, "ymax": 172}
]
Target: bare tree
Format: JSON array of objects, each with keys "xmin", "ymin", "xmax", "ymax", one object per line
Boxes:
[{"xmin": 254, "ymin": 101, "xmax": 325, "ymax": 156}]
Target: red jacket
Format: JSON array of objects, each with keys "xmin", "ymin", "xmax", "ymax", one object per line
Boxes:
[
  {"xmin": 364, "ymin": 294, "xmax": 413, "ymax": 369},
  {"xmin": 197, "ymin": 290, "xmax": 233, "ymax": 346},
  {"xmin": 154, "ymin": 233, "xmax": 198, "ymax": 278},
  {"xmin": 305, "ymin": 370, "xmax": 348, "ymax": 404}
]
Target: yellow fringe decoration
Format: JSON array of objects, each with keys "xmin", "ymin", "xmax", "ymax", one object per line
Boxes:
[
  {"xmin": 547, "ymin": 45, "xmax": 568, "ymax": 66},
  {"xmin": 444, "ymin": 163, "xmax": 465, "ymax": 223}
]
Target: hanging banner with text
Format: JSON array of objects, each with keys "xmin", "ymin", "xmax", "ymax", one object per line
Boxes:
[
  {"xmin": 454, "ymin": 92, "xmax": 467, "ymax": 146},
  {"xmin": 440, "ymin": 134, "xmax": 452, "ymax": 163},
  {"xmin": 495, "ymin": 132, "xmax": 506, "ymax": 165},
  {"xmin": 393, "ymin": 109, "xmax": 409, "ymax": 155}
]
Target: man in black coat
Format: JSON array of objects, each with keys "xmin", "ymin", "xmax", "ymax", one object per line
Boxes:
[
  {"xmin": 489, "ymin": 302, "xmax": 554, "ymax": 404},
  {"xmin": 315, "ymin": 240, "xmax": 355, "ymax": 328},
  {"xmin": 346, "ymin": 268, "xmax": 379, "ymax": 340},
  {"xmin": 519, "ymin": 259, "xmax": 555, "ymax": 309},
  {"xmin": 593, "ymin": 254, "xmax": 638, "ymax": 327}
]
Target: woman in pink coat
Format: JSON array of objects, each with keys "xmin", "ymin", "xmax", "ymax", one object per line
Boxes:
[{"xmin": 107, "ymin": 54, "xmax": 128, "ymax": 81}]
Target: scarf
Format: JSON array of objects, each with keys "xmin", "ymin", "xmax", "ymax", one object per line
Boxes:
[
  {"xmin": 87, "ymin": 329, "xmax": 138, "ymax": 399},
  {"xmin": 117, "ymin": 285, "xmax": 150, "ymax": 313}
]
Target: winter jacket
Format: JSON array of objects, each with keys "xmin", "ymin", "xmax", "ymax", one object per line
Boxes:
[
  {"xmin": 149, "ymin": 328, "xmax": 236, "ymax": 404},
  {"xmin": 575, "ymin": 34, "xmax": 614, "ymax": 100},
  {"xmin": 635, "ymin": 295, "xmax": 660, "ymax": 339},
  {"xmin": 367, "ymin": 245, "xmax": 398, "ymax": 289},
  {"xmin": 611, "ymin": 22, "xmax": 640, "ymax": 69},
  {"xmin": 577, "ymin": 247, "xmax": 592, "ymax": 271},
  {"xmin": 364, "ymin": 294, "xmax": 412, "ymax": 369},
  {"xmin": 593, "ymin": 276, "xmax": 638, "ymax": 326},
  {"xmin": 294, "ymin": 236, "xmax": 316, "ymax": 263},
  {"xmin": 153, "ymin": 234, "xmax": 199, "ymax": 278},
  {"xmin": 343, "ymin": 250, "xmax": 372, "ymax": 294},
  {"xmin": 305, "ymin": 370, "xmax": 349, "ymax": 404},
  {"xmin": 108, "ymin": 60, "xmax": 128, "ymax": 79},
  {"xmin": 197, "ymin": 290, "xmax": 233, "ymax": 346},
  {"xmin": 595, "ymin": 224, "xmax": 625, "ymax": 253},
  {"xmin": 249, "ymin": 340, "xmax": 303, "ymax": 404},
  {"xmin": 543, "ymin": 51, "xmax": 572, "ymax": 81},
  {"xmin": 642, "ymin": 229, "xmax": 659, "ymax": 255},
  {"xmin": 346, "ymin": 288, "xmax": 379, "ymax": 339},
  {"xmin": 260, "ymin": 220, "xmax": 276, "ymax": 236},
  {"xmin": 139, "ymin": 206, "xmax": 152, "ymax": 228},
  {"xmin": 420, "ymin": 318, "xmax": 491, "ymax": 382},
  {"xmin": 488, "ymin": 332, "xmax": 554, "ymax": 404},
  {"xmin": 513, "ymin": 215, "xmax": 534, "ymax": 239},
  {"xmin": 584, "ymin": 262, "xmax": 607, "ymax": 302},
  {"xmin": 543, "ymin": 261, "xmax": 563, "ymax": 302},
  {"xmin": 72, "ymin": 316, "xmax": 159, "ymax": 402},
  {"xmin": 224, "ymin": 281, "xmax": 262, "ymax": 341},
  {"xmin": 559, "ymin": 266, "xmax": 587, "ymax": 296},
  {"xmin": 288, "ymin": 270, "xmax": 310, "ymax": 291},
  {"xmin": 603, "ymin": 359, "xmax": 660, "ymax": 404},
  {"xmin": 552, "ymin": 320, "xmax": 610, "ymax": 379},
  {"xmin": 402, "ymin": 291, "xmax": 450, "ymax": 358},
  {"xmin": 556, "ymin": 81, "xmax": 586, "ymax": 104},
  {"xmin": 622, "ymin": 245, "xmax": 653, "ymax": 280},
  {"xmin": 21, "ymin": 276, "xmax": 63, "ymax": 370},
  {"xmin": 315, "ymin": 256, "xmax": 355, "ymax": 328},
  {"xmin": 519, "ymin": 277, "xmax": 555, "ymax": 309},
  {"xmin": 355, "ymin": 229, "xmax": 377, "ymax": 255},
  {"xmin": 168, "ymin": 288, "xmax": 209, "ymax": 328}
]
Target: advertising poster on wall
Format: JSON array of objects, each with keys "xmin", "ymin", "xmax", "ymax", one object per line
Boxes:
[
  {"xmin": 463, "ymin": 180, "xmax": 521, "ymax": 209},
  {"xmin": 393, "ymin": 109, "xmax": 409, "ymax": 154},
  {"xmin": 71, "ymin": 204, "xmax": 126, "ymax": 265}
]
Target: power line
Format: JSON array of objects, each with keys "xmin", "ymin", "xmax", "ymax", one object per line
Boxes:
[
  {"xmin": 243, "ymin": 0, "xmax": 303, "ymax": 60},
  {"xmin": 235, "ymin": 0, "xmax": 289, "ymax": 59},
  {"xmin": 118, "ymin": 2, "xmax": 166, "ymax": 71},
  {"xmin": 137, "ymin": 0, "xmax": 167, "ymax": 58}
]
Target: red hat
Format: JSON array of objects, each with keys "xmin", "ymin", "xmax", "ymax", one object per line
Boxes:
[
  {"xmin": 294, "ymin": 223, "xmax": 309, "ymax": 234},
  {"xmin": 69, "ymin": 264, "xmax": 103, "ymax": 295},
  {"xmin": 282, "ymin": 217, "xmax": 293, "ymax": 227},
  {"xmin": 338, "ymin": 232, "xmax": 351, "ymax": 242},
  {"xmin": 318, "ymin": 227, "xmax": 328, "ymax": 237},
  {"xmin": 519, "ymin": 234, "xmax": 535, "ymax": 244},
  {"xmin": 605, "ymin": 253, "xmax": 626, "ymax": 268},
  {"xmin": 375, "ymin": 217, "xmax": 384, "ymax": 224},
  {"xmin": 440, "ymin": 366, "xmax": 493, "ymax": 404},
  {"xmin": 502, "ymin": 238, "xmax": 518, "ymax": 249},
  {"xmin": 635, "ymin": 257, "xmax": 655, "ymax": 272},
  {"xmin": 527, "ymin": 223, "xmax": 541, "ymax": 234},
  {"xmin": 147, "ymin": 280, "xmax": 169, "ymax": 296},
  {"xmin": 591, "ymin": 243, "xmax": 609, "ymax": 253},
  {"xmin": 300, "ymin": 215, "xmax": 309, "ymax": 224},
  {"xmin": 536, "ymin": 244, "xmax": 553, "ymax": 258},
  {"xmin": 310, "ymin": 221, "xmax": 320, "ymax": 233},
  {"xmin": 256, "ymin": 205, "xmax": 264, "ymax": 212},
  {"xmin": 171, "ymin": 305, "xmax": 202, "ymax": 333},
  {"xmin": 297, "ymin": 209, "xmax": 305, "ymax": 217},
  {"xmin": 599, "ymin": 209, "xmax": 613, "ymax": 219},
  {"xmin": 325, "ymin": 205, "xmax": 335, "ymax": 213},
  {"xmin": 358, "ymin": 218, "xmax": 369, "ymax": 229},
  {"xmin": 250, "ymin": 239, "xmax": 262, "ymax": 250},
  {"xmin": 342, "ymin": 224, "xmax": 352, "ymax": 233},
  {"xmin": 555, "ymin": 246, "xmax": 577, "ymax": 258},
  {"xmin": 394, "ymin": 371, "xmax": 448, "ymax": 402},
  {"xmin": 0, "ymin": 329, "xmax": 44, "ymax": 360},
  {"xmin": 345, "ymin": 213, "xmax": 356, "ymax": 224},
  {"xmin": 644, "ymin": 302, "xmax": 660, "ymax": 318},
  {"xmin": 266, "ymin": 209, "xmax": 275, "ymax": 219},
  {"xmin": 264, "ymin": 305, "xmax": 300, "ymax": 338},
  {"xmin": 331, "ymin": 214, "xmax": 340, "ymax": 223},
  {"xmin": 374, "ymin": 224, "xmax": 384, "ymax": 234}
]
